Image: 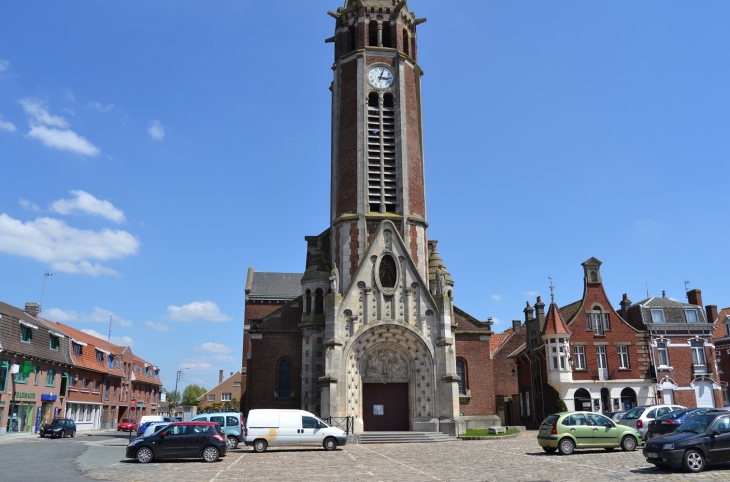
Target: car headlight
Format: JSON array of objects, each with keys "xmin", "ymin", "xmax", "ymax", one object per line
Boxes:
[
  {"xmin": 662, "ymin": 443, "xmax": 674, "ymax": 450},
  {"xmin": 128, "ymin": 439, "xmax": 141, "ymax": 446}
]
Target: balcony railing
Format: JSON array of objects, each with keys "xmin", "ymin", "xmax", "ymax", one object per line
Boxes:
[{"xmin": 693, "ymin": 364, "xmax": 709, "ymax": 376}]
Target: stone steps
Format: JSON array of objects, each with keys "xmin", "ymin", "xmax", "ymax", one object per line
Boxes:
[{"xmin": 352, "ymin": 431, "xmax": 456, "ymax": 444}]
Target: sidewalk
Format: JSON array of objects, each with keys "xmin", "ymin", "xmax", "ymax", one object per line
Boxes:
[{"xmin": 0, "ymin": 428, "xmax": 120, "ymax": 444}]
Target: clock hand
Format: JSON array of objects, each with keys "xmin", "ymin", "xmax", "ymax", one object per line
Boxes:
[{"xmin": 378, "ymin": 68, "xmax": 385, "ymax": 81}]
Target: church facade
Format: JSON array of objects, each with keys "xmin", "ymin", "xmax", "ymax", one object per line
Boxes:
[{"xmin": 241, "ymin": 0, "xmax": 496, "ymax": 435}]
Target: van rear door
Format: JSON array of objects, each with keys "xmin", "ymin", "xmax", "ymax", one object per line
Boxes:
[{"xmin": 277, "ymin": 411, "xmax": 302, "ymax": 446}]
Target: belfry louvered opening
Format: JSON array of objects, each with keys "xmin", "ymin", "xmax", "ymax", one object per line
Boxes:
[{"xmin": 367, "ymin": 92, "xmax": 397, "ymax": 213}]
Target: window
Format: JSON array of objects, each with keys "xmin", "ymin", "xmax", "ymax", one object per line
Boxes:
[
  {"xmin": 596, "ymin": 346, "xmax": 608, "ymax": 369},
  {"xmin": 368, "ymin": 20, "xmax": 378, "ymax": 46},
  {"xmin": 573, "ymin": 346, "xmax": 586, "ymax": 369},
  {"xmin": 278, "ymin": 360, "xmax": 292, "ymax": 398},
  {"xmin": 314, "ymin": 289, "xmax": 324, "ymax": 315},
  {"xmin": 81, "ymin": 378, "xmax": 88, "ymax": 390},
  {"xmin": 651, "ymin": 309, "xmax": 666, "ymax": 323},
  {"xmin": 46, "ymin": 369, "xmax": 55, "ymax": 387},
  {"xmin": 73, "ymin": 343, "xmax": 82, "ymax": 356},
  {"xmin": 685, "ymin": 310, "xmax": 699, "ymax": 323},
  {"xmin": 21, "ymin": 325, "xmax": 32, "ymax": 343},
  {"xmin": 586, "ymin": 313, "xmax": 592, "ymax": 330},
  {"xmin": 692, "ymin": 342, "xmax": 707, "ymax": 367},
  {"xmin": 657, "ymin": 342, "xmax": 669, "ymax": 366},
  {"xmin": 0, "ymin": 361, "xmax": 8, "ymax": 392},
  {"xmin": 603, "ymin": 314, "xmax": 611, "ymax": 331},
  {"xmin": 93, "ymin": 380, "xmax": 99, "ymax": 391},
  {"xmin": 96, "ymin": 351, "xmax": 104, "ymax": 364},
  {"xmin": 34, "ymin": 368, "xmax": 39, "ymax": 386},
  {"xmin": 15, "ymin": 366, "xmax": 28, "ymax": 384},
  {"xmin": 133, "ymin": 363, "xmax": 137, "ymax": 373},
  {"xmin": 348, "ymin": 26, "xmax": 356, "ymax": 52},
  {"xmin": 456, "ymin": 359, "xmax": 467, "ymax": 395},
  {"xmin": 50, "ymin": 335, "xmax": 59, "ymax": 351},
  {"xmin": 594, "ymin": 313, "xmax": 604, "ymax": 335},
  {"xmin": 107, "ymin": 355, "xmax": 114, "ymax": 370},
  {"xmin": 155, "ymin": 369, "xmax": 159, "ymax": 380},
  {"xmin": 367, "ymin": 92, "xmax": 397, "ymax": 214},
  {"xmin": 208, "ymin": 394, "xmax": 215, "ymax": 402},
  {"xmin": 221, "ymin": 392, "xmax": 232, "ymax": 402},
  {"xmin": 233, "ymin": 381, "xmax": 241, "ymax": 387},
  {"xmin": 617, "ymin": 346, "xmax": 630, "ymax": 369},
  {"xmin": 403, "ymin": 29, "xmax": 409, "ymax": 56}
]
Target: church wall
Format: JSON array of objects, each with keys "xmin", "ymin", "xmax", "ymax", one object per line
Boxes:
[
  {"xmin": 335, "ymin": 59, "xmax": 359, "ymax": 218},
  {"xmin": 404, "ymin": 62, "xmax": 425, "ymax": 219},
  {"xmin": 455, "ymin": 334, "xmax": 495, "ymax": 416},
  {"xmin": 244, "ymin": 332, "xmax": 302, "ymax": 415}
]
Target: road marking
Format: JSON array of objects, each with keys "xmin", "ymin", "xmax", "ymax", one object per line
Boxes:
[
  {"xmin": 209, "ymin": 453, "xmax": 245, "ymax": 482},
  {"xmin": 358, "ymin": 445, "xmax": 442, "ymax": 481}
]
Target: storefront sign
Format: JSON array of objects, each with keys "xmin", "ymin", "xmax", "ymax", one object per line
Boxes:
[
  {"xmin": 40, "ymin": 394, "xmax": 57, "ymax": 402},
  {"xmin": 35, "ymin": 406, "xmax": 41, "ymax": 433},
  {"xmin": 15, "ymin": 392, "xmax": 35, "ymax": 399}
]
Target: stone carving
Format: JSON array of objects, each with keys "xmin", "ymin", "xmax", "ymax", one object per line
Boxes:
[
  {"xmin": 329, "ymin": 263, "xmax": 340, "ymax": 294},
  {"xmin": 361, "ymin": 348, "xmax": 409, "ymax": 382}
]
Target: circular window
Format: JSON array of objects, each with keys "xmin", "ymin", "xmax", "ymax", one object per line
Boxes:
[{"xmin": 379, "ymin": 254, "xmax": 397, "ymax": 289}]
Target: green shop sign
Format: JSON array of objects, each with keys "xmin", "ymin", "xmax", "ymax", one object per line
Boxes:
[{"xmin": 15, "ymin": 392, "xmax": 36, "ymax": 399}]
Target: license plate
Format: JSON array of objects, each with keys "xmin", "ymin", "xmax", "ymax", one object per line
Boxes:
[
  {"xmin": 647, "ymin": 453, "xmax": 658, "ymax": 459},
  {"xmin": 539, "ymin": 428, "xmax": 546, "ymax": 434}
]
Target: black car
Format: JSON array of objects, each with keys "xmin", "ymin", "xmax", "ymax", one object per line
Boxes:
[
  {"xmin": 643, "ymin": 411, "xmax": 730, "ymax": 473},
  {"xmin": 39, "ymin": 418, "xmax": 76, "ymax": 439},
  {"xmin": 126, "ymin": 421, "xmax": 228, "ymax": 463},
  {"xmin": 646, "ymin": 408, "xmax": 710, "ymax": 439}
]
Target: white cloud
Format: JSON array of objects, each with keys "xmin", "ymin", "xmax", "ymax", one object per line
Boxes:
[
  {"xmin": 144, "ymin": 321, "xmax": 170, "ymax": 332},
  {"xmin": 490, "ymin": 317, "xmax": 503, "ymax": 325},
  {"xmin": 20, "ymin": 98, "xmax": 100, "ymax": 156},
  {"xmin": 210, "ymin": 354, "xmax": 235, "ymax": 362},
  {"xmin": 51, "ymin": 190, "xmax": 126, "ymax": 223},
  {"xmin": 65, "ymin": 90, "xmax": 75, "ymax": 102},
  {"xmin": 194, "ymin": 342, "xmax": 232, "ymax": 354},
  {"xmin": 19, "ymin": 199, "xmax": 40, "ymax": 211},
  {"xmin": 165, "ymin": 301, "xmax": 231, "ymax": 322},
  {"xmin": 491, "ymin": 294, "xmax": 503, "ymax": 301},
  {"xmin": 0, "ymin": 116, "xmax": 16, "ymax": 132},
  {"xmin": 148, "ymin": 120, "xmax": 165, "ymax": 140},
  {"xmin": 0, "ymin": 59, "xmax": 9, "ymax": 72},
  {"xmin": 0, "ymin": 214, "xmax": 140, "ymax": 276},
  {"xmin": 44, "ymin": 307, "xmax": 133, "ymax": 327},
  {"xmin": 181, "ymin": 360, "xmax": 215, "ymax": 371},
  {"xmin": 524, "ymin": 291, "xmax": 539, "ymax": 297},
  {"xmin": 86, "ymin": 101, "xmax": 114, "ymax": 112},
  {"xmin": 81, "ymin": 328, "xmax": 134, "ymax": 347}
]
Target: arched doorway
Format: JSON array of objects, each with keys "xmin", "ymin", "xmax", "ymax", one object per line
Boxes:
[
  {"xmin": 694, "ymin": 381, "xmax": 715, "ymax": 408},
  {"xmin": 600, "ymin": 388, "xmax": 610, "ymax": 413},
  {"xmin": 574, "ymin": 388, "xmax": 591, "ymax": 411},
  {"xmin": 620, "ymin": 388, "xmax": 637, "ymax": 411}
]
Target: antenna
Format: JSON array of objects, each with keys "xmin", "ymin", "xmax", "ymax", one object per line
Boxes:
[
  {"xmin": 684, "ymin": 280, "xmax": 690, "ymax": 299},
  {"xmin": 548, "ymin": 276, "xmax": 555, "ymax": 302},
  {"xmin": 646, "ymin": 282, "xmax": 649, "ymax": 298},
  {"xmin": 108, "ymin": 315, "xmax": 113, "ymax": 342},
  {"xmin": 40, "ymin": 271, "xmax": 53, "ymax": 313}
]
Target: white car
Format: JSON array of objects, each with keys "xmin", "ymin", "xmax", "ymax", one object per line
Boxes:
[{"xmin": 618, "ymin": 404, "xmax": 684, "ymax": 440}]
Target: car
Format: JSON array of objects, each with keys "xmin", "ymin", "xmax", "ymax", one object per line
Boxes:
[
  {"xmin": 646, "ymin": 408, "xmax": 711, "ymax": 440},
  {"xmin": 618, "ymin": 404, "xmax": 684, "ymax": 441},
  {"xmin": 125, "ymin": 421, "xmax": 228, "ymax": 463},
  {"xmin": 643, "ymin": 410, "xmax": 730, "ymax": 473},
  {"xmin": 191, "ymin": 412, "xmax": 245, "ymax": 450},
  {"xmin": 118, "ymin": 418, "xmax": 138, "ymax": 432},
  {"xmin": 245, "ymin": 409, "xmax": 348, "ymax": 453},
  {"xmin": 39, "ymin": 419, "xmax": 76, "ymax": 439},
  {"xmin": 141, "ymin": 421, "xmax": 170, "ymax": 437},
  {"xmin": 537, "ymin": 411, "xmax": 642, "ymax": 455},
  {"xmin": 605, "ymin": 411, "xmax": 627, "ymax": 422},
  {"xmin": 136, "ymin": 415, "xmax": 168, "ymax": 435},
  {"xmin": 173, "ymin": 417, "xmax": 183, "ymax": 422}
]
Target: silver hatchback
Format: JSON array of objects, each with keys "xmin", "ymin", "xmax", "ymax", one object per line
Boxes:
[{"xmin": 618, "ymin": 404, "xmax": 684, "ymax": 440}]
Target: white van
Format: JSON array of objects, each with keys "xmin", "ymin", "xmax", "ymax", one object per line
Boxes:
[{"xmin": 244, "ymin": 409, "xmax": 347, "ymax": 452}]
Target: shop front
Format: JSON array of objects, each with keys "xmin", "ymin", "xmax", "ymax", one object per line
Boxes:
[
  {"xmin": 7, "ymin": 400, "xmax": 36, "ymax": 433},
  {"xmin": 66, "ymin": 402, "xmax": 101, "ymax": 431}
]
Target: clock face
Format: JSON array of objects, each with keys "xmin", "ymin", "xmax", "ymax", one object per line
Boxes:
[{"xmin": 368, "ymin": 66, "xmax": 394, "ymax": 89}]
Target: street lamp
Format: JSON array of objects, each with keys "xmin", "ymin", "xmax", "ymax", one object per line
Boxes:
[{"xmin": 173, "ymin": 368, "xmax": 189, "ymax": 418}]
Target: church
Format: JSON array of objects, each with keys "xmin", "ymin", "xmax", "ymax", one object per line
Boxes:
[{"xmin": 241, "ymin": 0, "xmax": 504, "ymax": 435}]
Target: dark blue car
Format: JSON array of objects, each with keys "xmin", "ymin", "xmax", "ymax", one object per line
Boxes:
[{"xmin": 646, "ymin": 408, "xmax": 710, "ymax": 439}]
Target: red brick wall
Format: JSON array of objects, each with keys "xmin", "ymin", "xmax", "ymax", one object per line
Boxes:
[
  {"xmin": 404, "ymin": 62, "xmax": 425, "ymax": 219},
  {"xmin": 244, "ymin": 333, "xmax": 302, "ymax": 415},
  {"xmin": 493, "ymin": 328, "xmax": 525, "ymax": 397},
  {"xmin": 455, "ymin": 334, "xmax": 494, "ymax": 415},
  {"xmin": 335, "ymin": 59, "xmax": 358, "ymax": 217}
]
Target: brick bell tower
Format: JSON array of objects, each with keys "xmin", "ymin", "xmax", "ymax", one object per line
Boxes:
[{"xmin": 329, "ymin": 0, "xmax": 429, "ymax": 293}]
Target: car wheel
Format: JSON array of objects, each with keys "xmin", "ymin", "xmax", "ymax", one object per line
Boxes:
[
  {"xmin": 542, "ymin": 447, "xmax": 556, "ymax": 453},
  {"xmin": 203, "ymin": 446, "xmax": 219, "ymax": 462},
  {"xmin": 227, "ymin": 436, "xmax": 238, "ymax": 450},
  {"xmin": 71, "ymin": 430, "xmax": 75, "ymax": 438},
  {"xmin": 683, "ymin": 449, "xmax": 705, "ymax": 473},
  {"xmin": 136, "ymin": 447, "xmax": 154, "ymax": 464},
  {"xmin": 323, "ymin": 437, "xmax": 337, "ymax": 451},
  {"xmin": 620, "ymin": 436, "xmax": 637, "ymax": 452},
  {"xmin": 60, "ymin": 430, "xmax": 65, "ymax": 439},
  {"xmin": 558, "ymin": 438, "xmax": 574, "ymax": 455},
  {"xmin": 253, "ymin": 439, "xmax": 268, "ymax": 453}
]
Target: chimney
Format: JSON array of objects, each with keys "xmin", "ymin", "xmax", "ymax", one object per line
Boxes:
[
  {"xmin": 219, "ymin": 370, "xmax": 223, "ymax": 384},
  {"xmin": 687, "ymin": 289, "xmax": 703, "ymax": 307},
  {"xmin": 24, "ymin": 302, "xmax": 40, "ymax": 318},
  {"xmin": 706, "ymin": 305, "xmax": 718, "ymax": 324},
  {"xmin": 535, "ymin": 296, "xmax": 546, "ymax": 330},
  {"xmin": 620, "ymin": 293, "xmax": 632, "ymax": 319},
  {"xmin": 512, "ymin": 319, "xmax": 521, "ymax": 331},
  {"xmin": 523, "ymin": 301, "xmax": 534, "ymax": 322}
]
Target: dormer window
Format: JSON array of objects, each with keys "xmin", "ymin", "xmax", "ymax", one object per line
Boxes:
[
  {"xmin": 650, "ymin": 309, "xmax": 666, "ymax": 323},
  {"xmin": 96, "ymin": 351, "xmax": 104, "ymax": 364},
  {"xmin": 685, "ymin": 309, "xmax": 699, "ymax": 323},
  {"xmin": 50, "ymin": 335, "xmax": 59, "ymax": 350},
  {"xmin": 73, "ymin": 342, "xmax": 83, "ymax": 356}
]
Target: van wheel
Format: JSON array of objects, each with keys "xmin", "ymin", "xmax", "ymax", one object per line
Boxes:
[
  {"xmin": 227, "ymin": 436, "xmax": 238, "ymax": 450},
  {"xmin": 324, "ymin": 437, "xmax": 337, "ymax": 451},
  {"xmin": 253, "ymin": 439, "xmax": 268, "ymax": 453}
]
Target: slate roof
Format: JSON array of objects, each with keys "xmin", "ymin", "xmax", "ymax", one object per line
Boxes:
[
  {"xmin": 246, "ymin": 270, "xmax": 303, "ymax": 300},
  {"xmin": 249, "ymin": 296, "xmax": 303, "ymax": 331},
  {"xmin": 714, "ymin": 308, "xmax": 730, "ymax": 338},
  {"xmin": 49, "ymin": 321, "xmax": 126, "ymax": 378},
  {"xmin": 559, "ymin": 300, "xmax": 582, "ymax": 324},
  {"xmin": 542, "ymin": 302, "xmax": 571, "ymax": 336},
  {"xmin": 506, "ymin": 342, "xmax": 526, "ymax": 359},
  {"xmin": 0, "ymin": 300, "xmax": 73, "ymax": 365},
  {"xmin": 453, "ymin": 306, "xmax": 493, "ymax": 333},
  {"xmin": 631, "ymin": 296, "xmax": 709, "ymax": 324}
]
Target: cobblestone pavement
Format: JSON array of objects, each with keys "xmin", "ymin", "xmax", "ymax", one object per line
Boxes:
[{"xmin": 86, "ymin": 432, "xmax": 730, "ymax": 482}]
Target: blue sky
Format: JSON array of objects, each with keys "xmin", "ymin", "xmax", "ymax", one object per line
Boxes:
[{"xmin": 1, "ymin": 1, "xmax": 729, "ymax": 392}]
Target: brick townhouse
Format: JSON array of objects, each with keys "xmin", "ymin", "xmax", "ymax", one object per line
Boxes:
[
  {"xmin": 489, "ymin": 320, "xmax": 525, "ymax": 426},
  {"xmin": 624, "ymin": 289, "xmax": 722, "ymax": 408},
  {"xmin": 197, "ymin": 370, "xmax": 243, "ymax": 412},
  {"xmin": 50, "ymin": 322, "xmax": 127, "ymax": 430},
  {"xmin": 0, "ymin": 301, "xmax": 72, "ymax": 434},
  {"xmin": 712, "ymin": 305, "xmax": 730, "ymax": 404},
  {"xmin": 511, "ymin": 258, "xmax": 654, "ymax": 428},
  {"xmin": 126, "ymin": 352, "xmax": 162, "ymax": 419}
]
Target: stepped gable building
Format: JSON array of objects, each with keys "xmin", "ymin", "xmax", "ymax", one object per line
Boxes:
[
  {"xmin": 511, "ymin": 258, "xmax": 653, "ymax": 428},
  {"xmin": 242, "ymin": 0, "xmax": 495, "ymax": 435},
  {"xmin": 624, "ymin": 289, "xmax": 722, "ymax": 408}
]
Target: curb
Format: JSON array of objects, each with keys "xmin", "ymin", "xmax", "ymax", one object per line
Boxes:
[{"xmin": 458, "ymin": 433, "xmax": 521, "ymax": 441}]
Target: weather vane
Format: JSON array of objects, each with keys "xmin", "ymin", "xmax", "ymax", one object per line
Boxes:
[{"xmin": 548, "ymin": 276, "xmax": 555, "ymax": 302}]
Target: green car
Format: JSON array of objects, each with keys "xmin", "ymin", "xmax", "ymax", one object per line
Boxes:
[{"xmin": 537, "ymin": 411, "xmax": 642, "ymax": 455}]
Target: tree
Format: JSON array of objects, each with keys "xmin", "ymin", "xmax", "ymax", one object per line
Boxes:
[
  {"xmin": 182, "ymin": 384, "xmax": 207, "ymax": 406},
  {"xmin": 165, "ymin": 389, "xmax": 182, "ymax": 410},
  {"xmin": 555, "ymin": 398, "xmax": 568, "ymax": 413}
]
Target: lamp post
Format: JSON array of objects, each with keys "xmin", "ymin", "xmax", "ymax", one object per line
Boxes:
[{"xmin": 174, "ymin": 368, "xmax": 188, "ymax": 419}]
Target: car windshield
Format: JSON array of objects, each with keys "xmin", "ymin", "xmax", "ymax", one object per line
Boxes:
[
  {"xmin": 622, "ymin": 408, "xmax": 645, "ymax": 420},
  {"xmin": 123, "ymin": 419, "xmax": 135, "ymax": 423},
  {"xmin": 658, "ymin": 409, "xmax": 690, "ymax": 421},
  {"xmin": 47, "ymin": 419, "xmax": 63, "ymax": 426},
  {"xmin": 677, "ymin": 414, "xmax": 716, "ymax": 434},
  {"xmin": 541, "ymin": 415, "xmax": 560, "ymax": 426}
]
